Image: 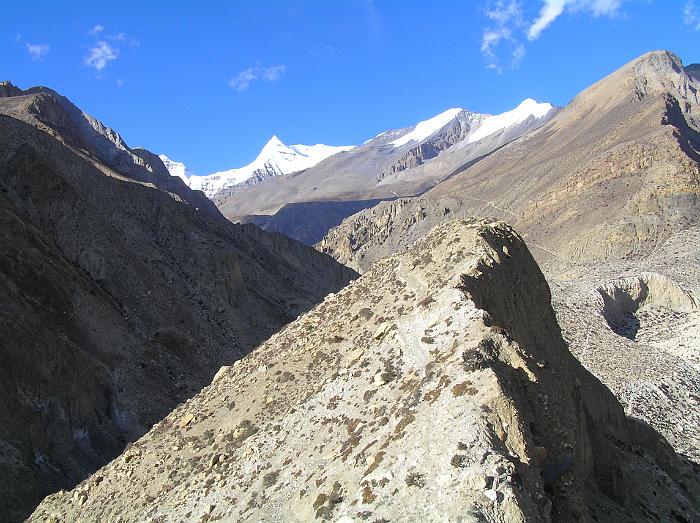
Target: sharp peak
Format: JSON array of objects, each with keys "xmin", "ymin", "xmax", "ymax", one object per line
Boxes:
[{"xmin": 265, "ymin": 135, "xmax": 286, "ymax": 146}]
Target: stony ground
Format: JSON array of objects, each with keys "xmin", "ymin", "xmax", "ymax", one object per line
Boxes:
[
  {"xmin": 548, "ymin": 225, "xmax": 700, "ymax": 462},
  {"xmin": 30, "ymin": 220, "xmax": 699, "ymax": 522},
  {"xmin": 319, "ymin": 197, "xmax": 700, "ymax": 468}
]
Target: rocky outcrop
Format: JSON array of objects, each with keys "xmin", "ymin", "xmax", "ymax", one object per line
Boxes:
[
  {"xmin": 30, "ymin": 219, "xmax": 699, "ymax": 522},
  {"xmin": 317, "ymin": 197, "xmax": 471, "ymax": 272},
  {"xmin": 0, "ymin": 86, "xmax": 356, "ymax": 521},
  {"xmin": 379, "ymin": 116, "xmax": 474, "ymax": 180},
  {"xmin": 316, "ymin": 50, "xmax": 700, "ymax": 473}
]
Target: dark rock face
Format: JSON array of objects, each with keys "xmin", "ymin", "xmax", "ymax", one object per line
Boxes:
[
  {"xmin": 0, "ymin": 86, "xmax": 356, "ymax": 521},
  {"xmin": 0, "ymin": 81, "xmax": 23, "ymax": 98}
]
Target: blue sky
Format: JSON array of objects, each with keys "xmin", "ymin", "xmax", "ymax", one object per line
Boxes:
[{"xmin": 1, "ymin": 1, "xmax": 698, "ymax": 174}]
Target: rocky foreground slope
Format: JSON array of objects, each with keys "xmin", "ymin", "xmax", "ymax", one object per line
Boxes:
[
  {"xmin": 32, "ymin": 220, "xmax": 699, "ymax": 522},
  {"xmin": 0, "ymin": 82, "xmax": 355, "ymax": 521},
  {"xmin": 318, "ymin": 51, "xmax": 700, "ymax": 464}
]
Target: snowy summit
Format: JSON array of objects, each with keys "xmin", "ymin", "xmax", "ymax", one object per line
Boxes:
[
  {"xmin": 170, "ymin": 136, "xmax": 354, "ymax": 198},
  {"xmin": 159, "ymin": 154, "xmax": 195, "ymax": 183},
  {"xmin": 467, "ymin": 98, "xmax": 553, "ymax": 144},
  {"xmin": 389, "ymin": 99, "xmax": 553, "ymax": 148}
]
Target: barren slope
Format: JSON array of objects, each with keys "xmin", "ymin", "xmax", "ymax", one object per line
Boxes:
[
  {"xmin": 31, "ymin": 220, "xmax": 699, "ymax": 522},
  {"xmin": 427, "ymin": 51, "xmax": 700, "ymax": 266},
  {"xmin": 317, "ymin": 51, "xmax": 700, "ymax": 465},
  {"xmin": 0, "ymin": 84, "xmax": 356, "ymax": 521}
]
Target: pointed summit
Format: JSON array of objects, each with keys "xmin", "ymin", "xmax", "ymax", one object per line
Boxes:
[
  {"xmin": 264, "ymin": 134, "xmax": 285, "ymax": 148},
  {"xmin": 183, "ymin": 137, "xmax": 355, "ymax": 197}
]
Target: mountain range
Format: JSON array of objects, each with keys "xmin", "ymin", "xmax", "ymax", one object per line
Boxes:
[
  {"xmin": 161, "ymin": 98, "xmax": 555, "ymax": 244},
  {"xmin": 1, "ymin": 49, "xmax": 700, "ymax": 522}
]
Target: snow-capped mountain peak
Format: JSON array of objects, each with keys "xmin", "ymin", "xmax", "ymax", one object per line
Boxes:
[
  {"xmin": 390, "ymin": 108, "xmax": 464, "ymax": 147},
  {"xmin": 467, "ymin": 98, "xmax": 553, "ymax": 144},
  {"xmin": 159, "ymin": 154, "xmax": 195, "ymax": 183},
  {"xmin": 171, "ymin": 136, "xmax": 354, "ymax": 198},
  {"xmin": 388, "ymin": 99, "xmax": 553, "ymax": 149}
]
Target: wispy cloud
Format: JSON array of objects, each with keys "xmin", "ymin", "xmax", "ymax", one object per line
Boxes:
[
  {"xmin": 83, "ymin": 25, "xmax": 138, "ymax": 74},
  {"xmin": 14, "ymin": 35, "xmax": 50, "ymax": 62},
  {"xmin": 528, "ymin": 0, "xmax": 567, "ymax": 39},
  {"xmin": 481, "ymin": 1, "xmax": 527, "ymax": 73},
  {"xmin": 486, "ymin": 0, "xmax": 525, "ymax": 25},
  {"xmin": 685, "ymin": 1, "xmax": 700, "ymax": 30},
  {"xmin": 26, "ymin": 43, "xmax": 50, "ymax": 61},
  {"xmin": 528, "ymin": 0, "xmax": 624, "ymax": 40},
  {"xmin": 106, "ymin": 32, "xmax": 140, "ymax": 46},
  {"xmin": 482, "ymin": 0, "xmax": 633, "ymax": 72},
  {"xmin": 228, "ymin": 64, "xmax": 286, "ymax": 91},
  {"xmin": 89, "ymin": 24, "xmax": 105, "ymax": 36},
  {"xmin": 85, "ymin": 41, "xmax": 119, "ymax": 71}
]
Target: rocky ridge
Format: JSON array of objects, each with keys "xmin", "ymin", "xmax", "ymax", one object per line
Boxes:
[
  {"xmin": 31, "ymin": 219, "xmax": 699, "ymax": 522},
  {"xmin": 317, "ymin": 51, "xmax": 700, "ymax": 465}
]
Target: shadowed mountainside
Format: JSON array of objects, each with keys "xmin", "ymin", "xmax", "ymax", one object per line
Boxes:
[{"xmin": 0, "ymin": 82, "xmax": 356, "ymax": 521}]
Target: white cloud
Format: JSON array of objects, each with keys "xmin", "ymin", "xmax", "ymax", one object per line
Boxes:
[
  {"xmin": 116, "ymin": 78, "xmax": 125, "ymax": 88},
  {"xmin": 228, "ymin": 64, "xmax": 286, "ymax": 91},
  {"xmin": 528, "ymin": 0, "xmax": 566, "ymax": 39},
  {"xmin": 89, "ymin": 24, "xmax": 105, "ymax": 35},
  {"xmin": 26, "ymin": 43, "xmax": 50, "ymax": 61},
  {"xmin": 528, "ymin": 0, "xmax": 625, "ymax": 40},
  {"xmin": 481, "ymin": 1, "xmax": 526, "ymax": 72},
  {"xmin": 261, "ymin": 65, "xmax": 285, "ymax": 81},
  {"xmin": 486, "ymin": 0, "xmax": 524, "ymax": 25},
  {"xmin": 85, "ymin": 41, "xmax": 119, "ymax": 70},
  {"xmin": 481, "ymin": 27, "xmax": 512, "ymax": 69},
  {"xmin": 685, "ymin": 1, "xmax": 700, "ymax": 30},
  {"xmin": 481, "ymin": 0, "xmax": 633, "ymax": 72},
  {"xmin": 585, "ymin": 0, "xmax": 624, "ymax": 16}
]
